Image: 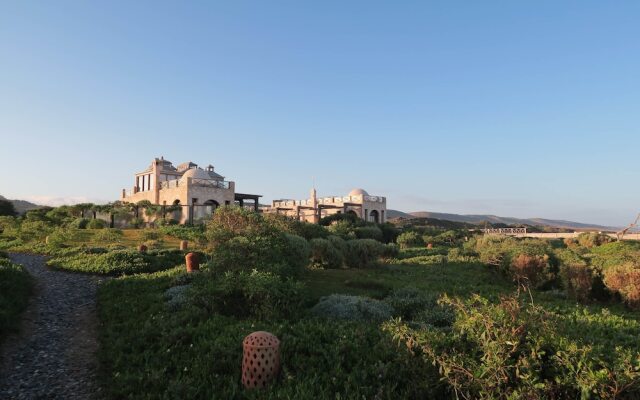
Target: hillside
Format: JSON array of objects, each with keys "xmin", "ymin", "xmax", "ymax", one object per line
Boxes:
[
  {"xmin": 386, "ymin": 209, "xmax": 618, "ymax": 231},
  {"xmin": 0, "ymin": 195, "xmax": 42, "ymax": 214}
]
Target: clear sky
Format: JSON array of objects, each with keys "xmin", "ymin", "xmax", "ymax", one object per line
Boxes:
[{"xmin": 1, "ymin": 1, "xmax": 639, "ymax": 226}]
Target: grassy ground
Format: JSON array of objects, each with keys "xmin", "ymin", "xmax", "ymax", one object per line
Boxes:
[{"xmin": 0, "ymin": 254, "xmax": 32, "ymax": 342}]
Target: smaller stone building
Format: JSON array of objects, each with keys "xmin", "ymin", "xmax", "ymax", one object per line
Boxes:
[
  {"xmin": 268, "ymin": 188, "xmax": 387, "ymax": 224},
  {"xmin": 121, "ymin": 157, "xmax": 261, "ymax": 224}
]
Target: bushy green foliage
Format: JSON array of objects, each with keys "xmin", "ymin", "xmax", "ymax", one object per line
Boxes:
[
  {"xmin": 384, "ymin": 287, "xmax": 433, "ymax": 320},
  {"xmin": 327, "ymin": 235, "xmax": 347, "ymax": 254},
  {"xmin": 309, "ymin": 238, "xmax": 343, "ymax": 269},
  {"xmin": 159, "ymin": 224, "xmax": 205, "ymax": 242},
  {"xmin": 207, "ymin": 207, "xmax": 310, "ymax": 278},
  {"xmin": 0, "ymin": 199, "xmax": 17, "ymax": 216},
  {"xmin": 378, "ymin": 222, "xmax": 400, "ymax": 244},
  {"xmin": 344, "ymin": 239, "xmax": 385, "ymax": 268},
  {"xmin": 354, "ymin": 226, "xmax": 383, "ymax": 241},
  {"xmin": 68, "ymin": 217, "xmax": 90, "ymax": 229},
  {"xmin": 447, "ymin": 247, "xmax": 479, "ymax": 263},
  {"xmin": 394, "ymin": 254, "xmax": 447, "ymax": 265},
  {"xmin": 385, "ymin": 291, "xmax": 640, "ymax": 399},
  {"xmin": 312, "ymin": 294, "xmax": 394, "ymax": 322},
  {"xmin": 87, "ymin": 218, "xmax": 106, "ymax": 229},
  {"xmin": 396, "ymin": 231, "xmax": 423, "ymax": 249},
  {"xmin": 0, "ymin": 258, "xmax": 32, "ymax": 341},
  {"xmin": 381, "ymin": 243, "xmax": 400, "ymax": 259},
  {"xmin": 47, "ymin": 248, "xmax": 185, "ymax": 275},
  {"xmin": 474, "ymin": 236, "xmax": 558, "ymax": 289},
  {"xmin": 577, "ymin": 232, "xmax": 613, "ymax": 248},
  {"xmin": 193, "ymin": 270, "xmax": 305, "ymax": 320},
  {"xmin": 326, "ymin": 220, "xmax": 357, "ymax": 239},
  {"xmin": 98, "ymin": 269, "xmax": 443, "ymax": 399}
]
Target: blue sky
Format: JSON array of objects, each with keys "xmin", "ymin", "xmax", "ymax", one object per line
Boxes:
[{"xmin": 1, "ymin": 1, "xmax": 639, "ymax": 226}]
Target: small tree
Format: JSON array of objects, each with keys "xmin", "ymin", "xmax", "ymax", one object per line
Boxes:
[
  {"xmin": 396, "ymin": 231, "xmax": 423, "ymax": 249},
  {"xmin": 0, "ymin": 200, "xmax": 17, "ymax": 217}
]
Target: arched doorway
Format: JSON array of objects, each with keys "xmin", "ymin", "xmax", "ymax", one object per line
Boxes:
[
  {"xmin": 369, "ymin": 210, "xmax": 380, "ymax": 223},
  {"xmin": 204, "ymin": 199, "xmax": 220, "ymax": 216},
  {"xmin": 171, "ymin": 199, "xmax": 182, "ymax": 222}
]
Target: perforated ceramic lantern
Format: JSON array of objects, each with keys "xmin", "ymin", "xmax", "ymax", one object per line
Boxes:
[
  {"xmin": 180, "ymin": 240, "xmax": 188, "ymax": 250},
  {"xmin": 242, "ymin": 331, "xmax": 280, "ymax": 389},
  {"xmin": 138, "ymin": 244, "xmax": 148, "ymax": 253},
  {"xmin": 185, "ymin": 252, "xmax": 199, "ymax": 273}
]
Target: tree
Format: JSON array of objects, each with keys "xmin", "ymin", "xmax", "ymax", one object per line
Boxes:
[{"xmin": 0, "ymin": 199, "xmax": 16, "ymax": 216}]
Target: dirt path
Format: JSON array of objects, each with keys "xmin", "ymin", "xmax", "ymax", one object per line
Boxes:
[{"xmin": 0, "ymin": 254, "xmax": 103, "ymax": 399}]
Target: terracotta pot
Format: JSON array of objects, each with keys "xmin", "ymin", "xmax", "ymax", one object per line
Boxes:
[
  {"xmin": 242, "ymin": 331, "xmax": 280, "ymax": 389},
  {"xmin": 138, "ymin": 244, "xmax": 148, "ymax": 253},
  {"xmin": 185, "ymin": 252, "xmax": 199, "ymax": 272},
  {"xmin": 426, "ymin": 243, "xmax": 433, "ymax": 249},
  {"xmin": 180, "ymin": 240, "xmax": 188, "ymax": 250}
]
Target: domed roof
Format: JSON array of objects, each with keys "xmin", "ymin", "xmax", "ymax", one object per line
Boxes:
[
  {"xmin": 348, "ymin": 188, "xmax": 369, "ymax": 196},
  {"xmin": 182, "ymin": 168, "xmax": 212, "ymax": 180}
]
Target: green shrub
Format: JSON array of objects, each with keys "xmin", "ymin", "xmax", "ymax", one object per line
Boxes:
[
  {"xmin": 354, "ymin": 226, "xmax": 383, "ymax": 241},
  {"xmin": 395, "ymin": 255, "xmax": 447, "ymax": 265},
  {"xmin": 603, "ymin": 263, "xmax": 640, "ymax": 309},
  {"xmin": 159, "ymin": 224, "xmax": 205, "ymax": 242},
  {"xmin": 327, "ymin": 235, "xmax": 347, "ymax": 255},
  {"xmin": 309, "ymin": 238, "xmax": 343, "ymax": 269},
  {"xmin": 87, "ymin": 219, "xmax": 106, "ymax": 229},
  {"xmin": 92, "ymin": 228, "xmax": 124, "ymax": 244},
  {"xmin": 447, "ymin": 247, "xmax": 478, "ymax": 262},
  {"xmin": 385, "ymin": 291, "xmax": 640, "ymax": 399},
  {"xmin": 396, "ymin": 231, "xmax": 423, "ymax": 249},
  {"xmin": 48, "ymin": 248, "xmax": 185, "ymax": 275},
  {"xmin": 311, "ymin": 294, "xmax": 394, "ymax": 322},
  {"xmin": 577, "ymin": 232, "xmax": 613, "ymax": 248},
  {"xmin": 381, "ymin": 243, "xmax": 400, "ymax": 259},
  {"xmin": 282, "ymin": 234, "xmax": 311, "ymax": 271},
  {"xmin": 344, "ymin": 239, "xmax": 385, "ymax": 268},
  {"xmin": 193, "ymin": 270, "xmax": 305, "ymax": 320},
  {"xmin": 68, "ymin": 217, "xmax": 89, "ymax": 229},
  {"xmin": 207, "ymin": 207, "xmax": 310, "ymax": 278},
  {"xmin": 0, "ymin": 258, "xmax": 32, "ymax": 340},
  {"xmin": 384, "ymin": 287, "xmax": 433, "ymax": 320}
]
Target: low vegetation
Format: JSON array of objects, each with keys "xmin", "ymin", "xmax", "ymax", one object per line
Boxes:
[
  {"xmin": 2, "ymin": 205, "xmax": 640, "ymax": 398},
  {"xmin": 0, "ymin": 252, "xmax": 32, "ymax": 342}
]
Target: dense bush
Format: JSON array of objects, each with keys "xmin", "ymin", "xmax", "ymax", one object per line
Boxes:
[
  {"xmin": 68, "ymin": 217, "xmax": 89, "ymax": 229},
  {"xmin": 396, "ymin": 231, "xmax": 423, "ymax": 249},
  {"xmin": 327, "ymin": 235, "xmax": 347, "ymax": 255},
  {"xmin": 344, "ymin": 239, "xmax": 385, "ymax": 268},
  {"xmin": 207, "ymin": 207, "xmax": 310, "ymax": 278},
  {"xmin": 47, "ymin": 248, "xmax": 185, "ymax": 275},
  {"xmin": 474, "ymin": 236, "xmax": 558, "ymax": 289},
  {"xmin": 312, "ymin": 294, "xmax": 394, "ymax": 322},
  {"xmin": 385, "ymin": 291, "xmax": 640, "ymax": 399},
  {"xmin": 384, "ymin": 287, "xmax": 433, "ymax": 320},
  {"xmin": 87, "ymin": 218, "xmax": 106, "ymax": 229},
  {"xmin": 159, "ymin": 224, "xmax": 205, "ymax": 242},
  {"xmin": 0, "ymin": 258, "xmax": 32, "ymax": 341},
  {"xmin": 309, "ymin": 238, "xmax": 343, "ymax": 269},
  {"xmin": 603, "ymin": 263, "xmax": 640, "ymax": 309},
  {"xmin": 193, "ymin": 270, "xmax": 306, "ymax": 320},
  {"xmin": 354, "ymin": 226, "xmax": 383, "ymax": 241},
  {"xmin": 577, "ymin": 232, "xmax": 613, "ymax": 248},
  {"xmin": 381, "ymin": 243, "xmax": 400, "ymax": 259},
  {"xmin": 394, "ymin": 254, "xmax": 447, "ymax": 265}
]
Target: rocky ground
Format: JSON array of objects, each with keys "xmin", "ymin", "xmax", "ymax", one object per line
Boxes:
[{"xmin": 0, "ymin": 254, "xmax": 103, "ymax": 400}]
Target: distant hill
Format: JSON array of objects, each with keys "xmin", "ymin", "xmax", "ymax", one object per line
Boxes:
[
  {"xmin": 0, "ymin": 195, "xmax": 42, "ymax": 214},
  {"xmin": 387, "ymin": 209, "xmax": 618, "ymax": 232}
]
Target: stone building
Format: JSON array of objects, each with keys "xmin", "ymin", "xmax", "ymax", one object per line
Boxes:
[
  {"xmin": 268, "ymin": 188, "xmax": 387, "ymax": 224},
  {"xmin": 121, "ymin": 157, "xmax": 261, "ymax": 224}
]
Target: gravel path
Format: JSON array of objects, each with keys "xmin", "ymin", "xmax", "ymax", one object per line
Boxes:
[{"xmin": 0, "ymin": 254, "xmax": 103, "ymax": 400}]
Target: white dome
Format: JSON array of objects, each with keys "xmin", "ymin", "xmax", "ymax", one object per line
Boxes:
[
  {"xmin": 348, "ymin": 188, "xmax": 369, "ymax": 196},
  {"xmin": 182, "ymin": 168, "xmax": 212, "ymax": 180}
]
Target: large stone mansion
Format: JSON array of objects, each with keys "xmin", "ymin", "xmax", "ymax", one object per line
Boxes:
[{"xmin": 121, "ymin": 157, "xmax": 387, "ymax": 224}]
